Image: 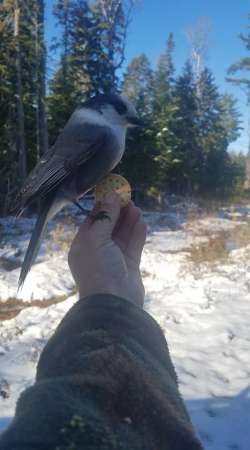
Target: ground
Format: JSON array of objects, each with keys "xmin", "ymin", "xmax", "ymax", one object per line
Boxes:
[{"xmin": 0, "ymin": 197, "xmax": 250, "ymax": 450}]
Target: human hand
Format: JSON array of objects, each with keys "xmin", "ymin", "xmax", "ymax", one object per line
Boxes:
[{"xmin": 68, "ymin": 193, "xmax": 147, "ymax": 307}]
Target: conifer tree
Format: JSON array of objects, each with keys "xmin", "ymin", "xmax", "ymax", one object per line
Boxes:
[
  {"xmin": 94, "ymin": 0, "xmax": 134, "ymax": 88},
  {"xmin": 227, "ymin": 14, "xmax": 250, "ymax": 189},
  {"xmin": 48, "ymin": 0, "xmax": 133, "ymax": 143},
  {"xmin": 227, "ymin": 14, "xmax": 250, "ymax": 101},
  {"xmin": 48, "ymin": 0, "xmax": 105, "ymax": 141},
  {"xmin": 171, "ymin": 61, "xmax": 199, "ymax": 194},
  {"xmin": 48, "ymin": 0, "xmax": 77, "ymax": 142},
  {"xmin": 35, "ymin": 0, "xmax": 48, "ymax": 159},
  {"xmin": 122, "ymin": 54, "xmax": 156, "ymax": 197},
  {"xmin": 0, "ymin": 0, "xmax": 47, "ymax": 212},
  {"xmin": 197, "ymin": 68, "xmax": 241, "ymax": 194},
  {"xmin": 152, "ymin": 33, "xmax": 180, "ymax": 193},
  {"xmin": 14, "ymin": 0, "xmax": 27, "ymax": 180},
  {"xmin": 153, "ymin": 32, "xmax": 175, "ymax": 109},
  {"xmin": 0, "ymin": 0, "xmax": 17, "ymax": 211}
]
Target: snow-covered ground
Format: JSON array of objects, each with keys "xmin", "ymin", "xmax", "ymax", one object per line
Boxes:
[{"xmin": 0, "ymin": 200, "xmax": 250, "ymax": 449}]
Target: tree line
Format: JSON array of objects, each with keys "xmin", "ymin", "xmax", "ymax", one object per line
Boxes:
[{"xmin": 0, "ymin": 1, "xmax": 248, "ymax": 214}]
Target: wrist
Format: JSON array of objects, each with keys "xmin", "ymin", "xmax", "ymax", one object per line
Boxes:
[
  {"xmin": 78, "ymin": 280, "xmax": 126, "ymax": 301},
  {"xmin": 78, "ymin": 278, "xmax": 144, "ymax": 307}
]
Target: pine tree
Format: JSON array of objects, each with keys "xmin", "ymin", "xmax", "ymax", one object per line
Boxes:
[
  {"xmin": 48, "ymin": 0, "xmax": 77, "ymax": 143},
  {"xmin": 94, "ymin": 0, "xmax": 134, "ymax": 89},
  {"xmin": 153, "ymin": 32, "xmax": 175, "ymax": 109},
  {"xmin": 48, "ymin": 0, "xmax": 132, "ymax": 144},
  {"xmin": 48, "ymin": 0, "xmax": 97, "ymax": 142},
  {"xmin": 16, "ymin": 0, "xmax": 45, "ymax": 171},
  {"xmin": 171, "ymin": 61, "xmax": 200, "ymax": 194},
  {"xmin": 197, "ymin": 68, "xmax": 241, "ymax": 194},
  {"xmin": 122, "ymin": 54, "xmax": 156, "ymax": 198},
  {"xmin": 0, "ymin": 0, "xmax": 17, "ymax": 211},
  {"xmin": 227, "ymin": 14, "xmax": 250, "ymax": 189},
  {"xmin": 14, "ymin": 0, "xmax": 27, "ymax": 180},
  {"xmin": 123, "ymin": 53, "xmax": 153, "ymax": 113},
  {"xmin": 0, "ymin": 0, "xmax": 47, "ymax": 212},
  {"xmin": 219, "ymin": 94, "xmax": 241, "ymax": 146},
  {"xmin": 35, "ymin": 0, "xmax": 48, "ymax": 159},
  {"xmin": 151, "ymin": 33, "xmax": 181, "ymax": 193},
  {"xmin": 227, "ymin": 14, "xmax": 250, "ymax": 101}
]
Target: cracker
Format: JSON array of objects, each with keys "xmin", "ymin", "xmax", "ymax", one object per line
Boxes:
[{"xmin": 95, "ymin": 174, "xmax": 131, "ymax": 207}]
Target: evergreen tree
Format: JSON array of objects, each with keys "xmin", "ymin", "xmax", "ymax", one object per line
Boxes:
[
  {"xmin": 227, "ymin": 150, "xmax": 246, "ymax": 193},
  {"xmin": 94, "ymin": 0, "xmax": 134, "ymax": 88},
  {"xmin": 14, "ymin": 0, "xmax": 27, "ymax": 180},
  {"xmin": 48, "ymin": 0, "xmax": 79, "ymax": 142},
  {"xmin": 18, "ymin": 0, "xmax": 47, "ymax": 170},
  {"xmin": 123, "ymin": 53, "xmax": 153, "ymax": 113},
  {"xmin": 171, "ymin": 61, "xmax": 200, "ymax": 194},
  {"xmin": 151, "ymin": 33, "xmax": 180, "ymax": 193},
  {"xmin": 227, "ymin": 14, "xmax": 250, "ymax": 101},
  {"xmin": 0, "ymin": 0, "xmax": 17, "ymax": 211},
  {"xmin": 35, "ymin": 0, "xmax": 48, "ymax": 159},
  {"xmin": 227, "ymin": 14, "xmax": 250, "ymax": 190},
  {"xmin": 197, "ymin": 68, "xmax": 241, "ymax": 194},
  {"xmin": 219, "ymin": 94, "xmax": 241, "ymax": 146},
  {"xmin": 48, "ymin": 0, "xmax": 132, "ymax": 144},
  {"xmin": 153, "ymin": 32, "xmax": 175, "ymax": 109},
  {"xmin": 0, "ymin": 0, "xmax": 43, "ymax": 212},
  {"xmin": 122, "ymin": 54, "xmax": 156, "ymax": 198},
  {"xmin": 48, "ymin": 0, "xmax": 108, "ymax": 141}
]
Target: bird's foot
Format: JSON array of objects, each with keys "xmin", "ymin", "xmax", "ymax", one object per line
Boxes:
[
  {"xmin": 88, "ymin": 210, "xmax": 111, "ymax": 223},
  {"xmin": 73, "ymin": 201, "xmax": 90, "ymax": 215}
]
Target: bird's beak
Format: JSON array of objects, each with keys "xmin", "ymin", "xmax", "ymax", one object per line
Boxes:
[{"xmin": 127, "ymin": 116, "xmax": 144, "ymax": 127}]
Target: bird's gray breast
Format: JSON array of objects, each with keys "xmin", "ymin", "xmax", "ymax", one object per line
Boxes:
[
  {"xmin": 75, "ymin": 125, "xmax": 124, "ymax": 195},
  {"xmin": 58, "ymin": 123, "xmax": 125, "ymax": 202}
]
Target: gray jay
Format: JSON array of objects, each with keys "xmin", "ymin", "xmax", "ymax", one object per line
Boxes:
[{"xmin": 18, "ymin": 94, "xmax": 142, "ymax": 289}]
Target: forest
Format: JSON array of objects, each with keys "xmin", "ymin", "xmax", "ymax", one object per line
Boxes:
[{"xmin": 0, "ymin": 0, "xmax": 249, "ymax": 214}]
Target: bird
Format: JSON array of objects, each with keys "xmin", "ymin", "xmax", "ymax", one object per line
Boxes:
[{"xmin": 17, "ymin": 93, "xmax": 142, "ymax": 290}]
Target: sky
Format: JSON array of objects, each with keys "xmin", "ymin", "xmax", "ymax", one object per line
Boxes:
[{"xmin": 45, "ymin": 0, "xmax": 250, "ymax": 153}]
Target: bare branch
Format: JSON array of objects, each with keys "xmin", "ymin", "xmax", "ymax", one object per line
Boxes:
[
  {"xmin": 186, "ymin": 16, "xmax": 212, "ymax": 81},
  {"xmin": 96, "ymin": 0, "xmax": 136, "ymax": 78}
]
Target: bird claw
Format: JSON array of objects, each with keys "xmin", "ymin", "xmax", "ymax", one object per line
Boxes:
[
  {"xmin": 88, "ymin": 210, "xmax": 111, "ymax": 222},
  {"xmin": 73, "ymin": 201, "xmax": 90, "ymax": 215}
]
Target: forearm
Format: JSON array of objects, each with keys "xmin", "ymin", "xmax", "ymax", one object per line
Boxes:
[{"xmin": 0, "ymin": 295, "xmax": 203, "ymax": 450}]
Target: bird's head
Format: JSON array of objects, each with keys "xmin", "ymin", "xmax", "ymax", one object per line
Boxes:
[{"xmin": 82, "ymin": 93, "xmax": 143, "ymax": 128}]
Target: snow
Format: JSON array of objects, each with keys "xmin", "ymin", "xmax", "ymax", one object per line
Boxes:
[{"xmin": 1, "ymin": 202, "xmax": 250, "ymax": 449}]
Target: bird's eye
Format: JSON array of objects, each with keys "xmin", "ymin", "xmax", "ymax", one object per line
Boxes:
[{"xmin": 114, "ymin": 99, "xmax": 127, "ymax": 115}]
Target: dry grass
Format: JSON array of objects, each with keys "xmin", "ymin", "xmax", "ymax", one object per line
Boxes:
[
  {"xmin": 189, "ymin": 233, "xmax": 229, "ymax": 268},
  {"xmin": 188, "ymin": 222, "xmax": 250, "ymax": 273},
  {"xmin": 48, "ymin": 223, "xmax": 77, "ymax": 254},
  {"xmin": 0, "ymin": 290, "xmax": 77, "ymax": 321}
]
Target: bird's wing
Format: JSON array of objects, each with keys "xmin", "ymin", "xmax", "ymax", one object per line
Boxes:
[{"xmin": 20, "ymin": 122, "xmax": 108, "ymax": 208}]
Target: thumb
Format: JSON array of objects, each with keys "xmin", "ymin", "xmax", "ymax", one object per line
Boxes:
[
  {"xmin": 126, "ymin": 215, "xmax": 147, "ymax": 266},
  {"xmin": 89, "ymin": 192, "xmax": 121, "ymax": 240}
]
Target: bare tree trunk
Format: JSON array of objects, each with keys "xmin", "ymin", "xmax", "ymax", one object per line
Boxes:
[
  {"xmin": 14, "ymin": 0, "xmax": 26, "ymax": 180},
  {"xmin": 35, "ymin": 0, "xmax": 48, "ymax": 160},
  {"xmin": 98, "ymin": 0, "xmax": 134, "ymax": 87},
  {"xmin": 186, "ymin": 17, "xmax": 212, "ymax": 98}
]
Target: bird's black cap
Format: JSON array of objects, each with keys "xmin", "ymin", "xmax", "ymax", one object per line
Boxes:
[{"xmin": 82, "ymin": 94, "xmax": 127, "ymax": 116}]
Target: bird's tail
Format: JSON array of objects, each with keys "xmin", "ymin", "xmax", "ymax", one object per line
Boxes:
[{"xmin": 18, "ymin": 196, "xmax": 54, "ymax": 291}]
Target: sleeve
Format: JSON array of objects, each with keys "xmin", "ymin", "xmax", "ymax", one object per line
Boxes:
[{"xmin": 0, "ymin": 295, "xmax": 204, "ymax": 450}]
